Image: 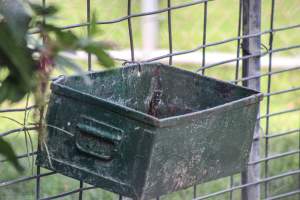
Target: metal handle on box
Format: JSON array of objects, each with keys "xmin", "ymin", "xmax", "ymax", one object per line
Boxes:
[{"xmin": 75, "ymin": 117, "xmax": 123, "ymax": 161}]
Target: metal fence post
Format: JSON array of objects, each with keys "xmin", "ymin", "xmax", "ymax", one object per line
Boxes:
[{"xmin": 241, "ymin": 0, "xmax": 261, "ymax": 200}]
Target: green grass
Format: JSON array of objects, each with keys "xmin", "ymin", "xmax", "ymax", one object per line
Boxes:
[{"xmin": 1, "ymin": 0, "xmax": 300, "ymax": 199}]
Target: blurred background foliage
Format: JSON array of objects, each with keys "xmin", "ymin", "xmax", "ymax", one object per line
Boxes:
[{"xmin": 0, "ymin": 0, "xmax": 113, "ymax": 172}]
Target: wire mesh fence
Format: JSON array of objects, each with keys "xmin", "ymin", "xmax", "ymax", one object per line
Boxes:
[{"xmin": 0, "ymin": 0, "xmax": 299, "ymax": 199}]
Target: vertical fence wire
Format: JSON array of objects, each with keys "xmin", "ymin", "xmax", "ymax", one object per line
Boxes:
[
  {"xmin": 299, "ymin": 116, "xmax": 300, "ymax": 200},
  {"xmin": 200, "ymin": 2, "xmax": 208, "ymax": 76},
  {"xmin": 36, "ymin": 166, "xmax": 41, "ymax": 200},
  {"xmin": 0, "ymin": 0, "xmax": 300, "ymax": 200},
  {"xmin": 234, "ymin": 0, "xmax": 243, "ymax": 82},
  {"xmin": 167, "ymin": 0, "xmax": 173, "ymax": 65},
  {"xmin": 264, "ymin": 0, "xmax": 275, "ymax": 198},
  {"xmin": 127, "ymin": 0, "xmax": 135, "ymax": 62},
  {"xmin": 87, "ymin": 0, "xmax": 92, "ymax": 71}
]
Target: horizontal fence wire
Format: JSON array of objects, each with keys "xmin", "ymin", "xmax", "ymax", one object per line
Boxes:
[
  {"xmin": 263, "ymin": 128, "xmax": 300, "ymax": 139},
  {"xmin": 193, "ymin": 169, "xmax": 300, "ymax": 200},
  {"xmin": 0, "ymin": 105, "xmax": 36, "ymax": 113},
  {"xmin": 34, "ymin": 169, "xmax": 300, "ymax": 200},
  {"xmin": 0, "ymin": 0, "xmax": 299, "ymax": 200},
  {"xmin": 0, "ymin": 127, "xmax": 37, "ymax": 137},
  {"xmin": 40, "ymin": 186, "xmax": 97, "ymax": 200},
  {"xmin": 232, "ymin": 66, "xmax": 300, "ymax": 83},
  {"xmin": 0, "ymin": 172, "xmax": 56, "ymax": 188},
  {"xmin": 0, "ymin": 151, "xmax": 37, "ymax": 163},
  {"xmin": 248, "ymin": 149, "xmax": 300, "ymax": 165},
  {"xmin": 265, "ymin": 190, "xmax": 300, "ymax": 200}
]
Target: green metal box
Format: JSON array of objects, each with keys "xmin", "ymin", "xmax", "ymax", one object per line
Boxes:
[{"xmin": 37, "ymin": 63, "xmax": 263, "ymax": 200}]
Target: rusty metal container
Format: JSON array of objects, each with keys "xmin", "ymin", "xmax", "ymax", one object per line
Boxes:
[{"xmin": 37, "ymin": 63, "xmax": 263, "ymax": 200}]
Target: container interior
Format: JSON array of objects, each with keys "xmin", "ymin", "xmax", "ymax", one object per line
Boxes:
[{"xmin": 57, "ymin": 64, "xmax": 258, "ymax": 119}]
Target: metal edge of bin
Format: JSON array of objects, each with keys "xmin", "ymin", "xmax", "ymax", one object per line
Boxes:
[
  {"xmin": 53, "ymin": 62, "xmax": 262, "ymax": 95},
  {"xmin": 37, "ymin": 156, "xmax": 137, "ymax": 198},
  {"xmin": 157, "ymin": 62, "xmax": 262, "ymax": 94},
  {"xmin": 159, "ymin": 93, "xmax": 263, "ymax": 127},
  {"xmin": 50, "ymin": 63, "xmax": 264, "ymax": 128}
]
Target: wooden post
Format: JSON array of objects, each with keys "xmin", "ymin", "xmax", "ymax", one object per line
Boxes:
[
  {"xmin": 141, "ymin": 0, "xmax": 159, "ymax": 51},
  {"xmin": 241, "ymin": 0, "xmax": 261, "ymax": 200}
]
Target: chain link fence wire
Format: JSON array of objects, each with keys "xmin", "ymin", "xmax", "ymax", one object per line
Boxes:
[{"xmin": 0, "ymin": 0, "xmax": 300, "ymax": 199}]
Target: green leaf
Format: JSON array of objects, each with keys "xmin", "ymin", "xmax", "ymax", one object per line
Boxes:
[
  {"xmin": 0, "ymin": 49, "xmax": 9, "ymax": 65},
  {"xmin": 44, "ymin": 25, "xmax": 114, "ymax": 68},
  {"xmin": 80, "ymin": 42, "xmax": 114, "ymax": 68},
  {"xmin": 0, "ymin": 0, "xmax": 31, "ymax": 43},
  {"xmin": 56, "ymin": 31, "xmax": 78, "ymax": 49},
  {"xmin": 90, "ymin": 12, "xmax": 100, "ymax": 37},
  {"xmin": 0, "ymin": 75, "xmax": 29, "ymax": 103},
  {"xmin": 0, "ymin": 137, "xmax": 24, "ymax": 172},
  {"xmin": 43, "ymin": 24, "xmax": 78, "ymax": 49},
  {"xmin": 30, "ymin": 3, "xmax": 58, "ymax": 17},
  {"xmin": 54, "ymin": 54, "xmax": 86, "ymax": 75},
  {"xmin": 54, "ymin": 55, "xmax": 91, "ymax": 84},
  {"xmin": 0, "ymin": 22, "xmax": 36, "ymax": 97}
]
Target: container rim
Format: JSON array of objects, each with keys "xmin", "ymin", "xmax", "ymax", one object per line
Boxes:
[{"xmin": 51, "ymin": 62, "xmax": 264, "ymax": 128}]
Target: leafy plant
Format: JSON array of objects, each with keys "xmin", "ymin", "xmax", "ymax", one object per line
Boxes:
[{"xmin": 0, "ymin": 0, "xmax": 114, "ymax": 172}]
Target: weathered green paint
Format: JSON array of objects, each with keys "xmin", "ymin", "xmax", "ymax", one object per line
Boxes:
[{"xmin": 36, "ymin": 63, "xmax": 263, "ymax": 200}]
